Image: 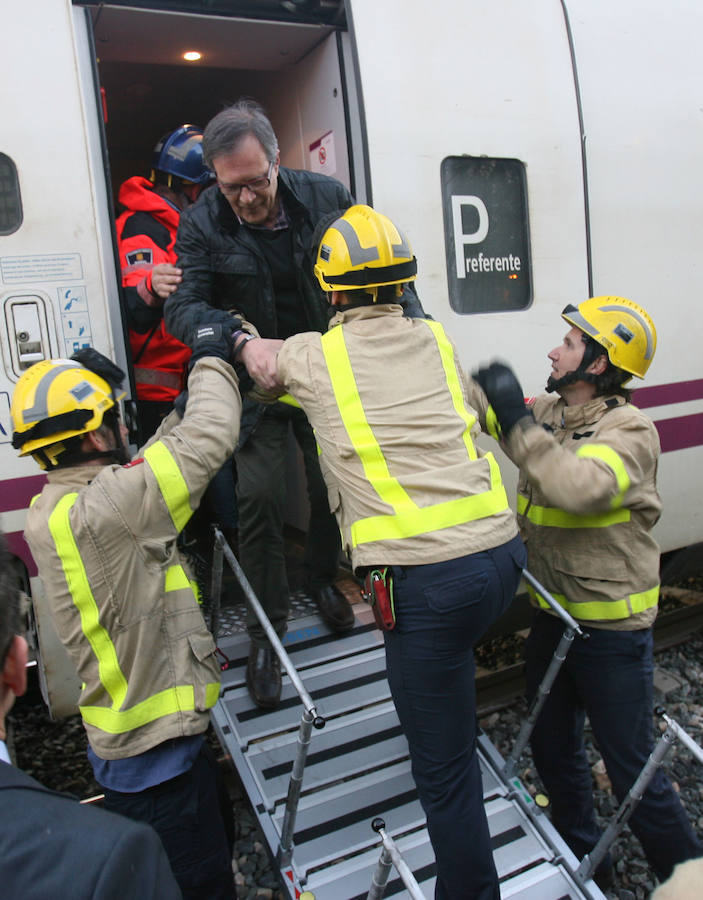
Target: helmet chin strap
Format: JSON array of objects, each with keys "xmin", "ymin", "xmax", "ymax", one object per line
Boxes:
[{"xmin": 546, "ymin": 366, "xmax": 600, "ymax": 394}]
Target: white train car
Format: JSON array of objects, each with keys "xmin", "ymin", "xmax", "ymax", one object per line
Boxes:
[{"xmin": 1, "ymin": 0, "xmax": 701, "ymax": 713}]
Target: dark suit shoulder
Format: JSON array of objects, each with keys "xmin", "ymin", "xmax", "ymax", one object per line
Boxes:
[{"xmin": 0, "ymin": 762, "xmax": 181, "ymax": 899}]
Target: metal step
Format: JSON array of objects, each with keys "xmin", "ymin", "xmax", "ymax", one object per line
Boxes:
[{"xmin": 211, "ymin": 605, "xmax": 606, "ymax": 900}]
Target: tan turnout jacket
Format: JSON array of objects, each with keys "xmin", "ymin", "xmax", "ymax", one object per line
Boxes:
[
  {"xmin": 24, "ymin": 357, "xmax": 240, "ymax": 758},
  {"xmin": 276, "ymin": 304, "xmax": 517, "ymax": 572},
  {"xmin": 469, "ymin": 385, "xmax": 661, "ymax": 630}
]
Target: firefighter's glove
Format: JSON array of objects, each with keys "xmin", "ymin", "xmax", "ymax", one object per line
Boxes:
[
  {"xmin": 188, "ymin": 323, "xmax": 234, "ymax": 366},
  {"xmin": 473, "ymin": 362, "xmax": 534, "ymax": 437}
]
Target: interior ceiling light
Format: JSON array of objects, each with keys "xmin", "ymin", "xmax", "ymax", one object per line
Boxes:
[{"xmin": 183, "ymin": 51, "xmax": 202, "ymax": 61}]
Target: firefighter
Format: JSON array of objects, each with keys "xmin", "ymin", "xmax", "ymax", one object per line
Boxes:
[
  {"xmin": 117, "ymin": 124, "xmax": 212, "ymax": 441},
  {"xmin": 234, "ymin": 205, "xmax": 526, "ymax": 900},
  {"xmin": 10, "ymin": 325, "xmax": 243, "ymax": 899},
  {"xmin": 471, "ymin": 298, "xmax": 703, "ymax": 886}
]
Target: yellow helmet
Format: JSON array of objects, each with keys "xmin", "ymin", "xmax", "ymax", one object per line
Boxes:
[
  {"xmin": 314, "ymin": 204, "xmax": 417, "ymax": 298},
  {"xmin": 561, "ymin": 296, "xmax": 657, "ymax": 379},
  {"xmin": 11, "ymin": 356, "xmax": 124, "ymax": 469}
]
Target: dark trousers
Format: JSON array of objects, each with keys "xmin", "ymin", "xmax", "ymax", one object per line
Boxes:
[
  {"xmin": 384, "ymin": 535, "xmax": 526, "ymax": 900},
  {"xmin": 102, "ymin": 743, "xmax": 235, "ymax": 899},
  {"xmin": 525, "ymin": 611, "xmax": 702, "ymax": 881},
  {"xmin": 236, "ymin": 404, "xmax": 341, "ymax": 644}
]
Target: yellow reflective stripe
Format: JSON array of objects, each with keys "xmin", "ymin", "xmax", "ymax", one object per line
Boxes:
[
  {"xmin": 517, "ymin": 492, "xmax": 630, "ymax": 528},
  {"xmin": 48, "ymin": 493, "xmax": 128, "ymax": 709},
  {"xmin": 143, "ymin": 442, "xmax": 193, "ymax": 532},
  {"xmin": 164, "ymin": 564, "xmax": 200, "ymax": 603},
  {"xmin": 485, "ymin": 405, "xmax": 502, "ymax": 441},
  {"xmin": 575, "ymin": 444, "xmax": 630, "ymax": 509},
  {"xmin": 529, "ymin": 583, "xmax": 659, "ymax": 621},
  {"xmin": 322, "ymin": 325, "xmax": 509, "ymax": 548},
  {"xmin": 422, "ymin": 319, "xmax": 477, "ymax": 460},
  {"xmin": 352, "ymin": 453, "xmax": 508, "ymax": 545},
  {"xmin": 321, "ymin": 326, "xmax": 415, "ymax": 511},
  {"xmin": 277, "ymin": 393, "xmax": 301, "ymax": 408},
  {"xmin": 79, "ymin": 681, "xmax": 220, "ymax": 734},
  {"xmin": 30, "ymin": 493, "xmax": 41, "ymax": 507}
]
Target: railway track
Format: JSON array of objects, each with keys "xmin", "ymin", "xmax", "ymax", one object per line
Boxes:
[{"xmin": 475, "ymin": 587, "xmax": 703, "ymax": 715}]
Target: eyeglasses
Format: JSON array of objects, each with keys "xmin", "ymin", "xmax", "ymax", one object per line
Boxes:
[{"xmin": 218, "ymin": 161, "xmax": 275, "ymax": 199}]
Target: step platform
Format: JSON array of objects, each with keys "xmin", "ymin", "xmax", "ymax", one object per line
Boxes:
[{"xmin": 211, "ymin": 604, "xmax": 606, "ymax": 900}]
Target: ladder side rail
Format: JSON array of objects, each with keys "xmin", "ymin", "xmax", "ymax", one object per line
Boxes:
[
  {"xmin": 576, "ymin": 722, "xmax": 677, "ymax": 883},
  {"xmin": 366, "ymin": 819, "xmax": 428, "ymax": 900},
  {"xmin": 503, "ymin": 569, "xmax": 588, "ymax": 778}
]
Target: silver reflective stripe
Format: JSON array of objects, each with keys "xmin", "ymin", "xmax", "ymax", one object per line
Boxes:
[
  {"xmin": 134, "ymin": 367, "xmax": 183, "ymax": 390},
  {"xmin": 600, "ymin": 303, "xmax": 655, "ymax": 360},
  {"xmin": 392, "ymin": 227, "xmax": 413, "ymax": 259},
  {"xmin": 334, "ymin": 219, "xmax": 380, "ymax": 265},
  {"xmin": 565, "ymin": 309, "xmax": 598, "ymax": 338},
  {"xmin": 24, "ymin": 362, "xmax": 82, "ymax": 423}
]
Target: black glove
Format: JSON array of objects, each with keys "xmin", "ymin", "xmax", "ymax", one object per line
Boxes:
[
  {"xmin": 188, "ymin": 323, "xmax": 234, "ymax": 366},
  {"xmin": 473, "ymin": 362, "xmax": 533, "ymax": 437}
]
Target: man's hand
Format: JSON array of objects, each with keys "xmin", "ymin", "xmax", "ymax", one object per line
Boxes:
[
  {"xmin": 236, "ymin": 336, "xmax": 284, "ymax": 391},
  {"xmin": 473, "ymin": 361, "xmax": 534, "ymax": 437},
  {"xmin": 149, "ymin": 263, "xmax": 183, "ymax": 302}
]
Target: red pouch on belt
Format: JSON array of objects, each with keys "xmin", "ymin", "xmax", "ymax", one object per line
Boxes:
[{"xmin": 363, "ymin": 567, "xmax": 396, "ymax": 631}]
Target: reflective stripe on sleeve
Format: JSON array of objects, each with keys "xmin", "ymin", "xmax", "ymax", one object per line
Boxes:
[
  {"xmin": 143, "ymin": 441, "xmax": 193, "ymax": 532},
  {"xmin": 48, "ymin": 493, "xmax": 128, "ymax": 709},
  {"xmin": 517, "ymin": 492, "xmax": 631, "ymax": 528},
  {"xmin": 528, "ymin": 583, "xmax": 659, "ymax": 621},
  {"xmin": 575, "ymin": 443, "xmax": 631, "ymax": 509},
  {"xmin": 485, "ymin": 405, "xmax": 502, "ymax": 441},
  {"xmin": 165, "ymin": 564, "xmax": 200, "ymax": 603}
]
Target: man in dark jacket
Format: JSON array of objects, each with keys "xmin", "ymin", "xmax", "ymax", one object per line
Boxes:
[
  {"xmin": 165, "ymin": 100, "xmax": 378, "ymax": 708},
  {"xmin": 0, "ymin": 533, "xmax": 181, "ymax": 900}
]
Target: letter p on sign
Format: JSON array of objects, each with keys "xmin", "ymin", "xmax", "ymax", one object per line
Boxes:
[{"xmin": 452, "ymin": 196, "xmax": 489, "ymax": 279}]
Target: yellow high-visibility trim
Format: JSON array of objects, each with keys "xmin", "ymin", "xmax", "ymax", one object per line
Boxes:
[
  {"xmin": 143, "ymin": 442, "xmax": 193, "ymax": 532},
  {"xmin": 352, "ymin": 453, "xmax": 508, "ymax": 545},
  {"xmin": 575, "ymin": 444, "xmax": 630, "ymax": 509},
  {"xmin": 277, "ymin": 393, "xmax": 302, "ymax": 408},
  {"xmin": 485, "ymin": 405, "xmax": 502, "ymax": 441},
  {"xmin": 321, "ymin": 326, "xmax": 415, "ymax": 512},
  {"xmin": 529, "ymin": 583, "xmax": 659, "ymax": 621},
  {"xmin": 422, "ymin": 319, "xmax": 477, "ymax": 460},
  {"xmin": 80, "ymin": 681, "xmax": 220, "ymax": 734},
  {"xmin": 164, "ymin": 564, "xmax": 200, "ymax": 603},
  {"xmin": 48, "ymin": 493, "xmax": 128, "ymax": 709},
  {"xmin": 517, "ymin": 493, "xmax": 630, "ymax": 528},
  {"xmin": 321, "ymin": 325, "xmax": 508, "ymax": 548}
]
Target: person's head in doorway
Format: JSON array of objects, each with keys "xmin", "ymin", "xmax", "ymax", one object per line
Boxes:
[{"xmin": 203, "ymin": 99, "xmax": 281, "ymax": 227}]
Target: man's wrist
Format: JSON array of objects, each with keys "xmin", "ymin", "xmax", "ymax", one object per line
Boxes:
[{"xmin": 232, "ymin": 330, "xmax": 257, "ymax": 362}]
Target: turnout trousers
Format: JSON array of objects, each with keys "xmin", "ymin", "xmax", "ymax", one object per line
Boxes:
[
  {"xmin": 236, "ymin": 403, "xmax": 341, "ymax": 645},
  {"xmin": 384, "ymin": 534, "xmax": 526, "ymax": 900},
  {"xmin": 525, "ymin": 611, "xmax": 702, "ymax": 882}
]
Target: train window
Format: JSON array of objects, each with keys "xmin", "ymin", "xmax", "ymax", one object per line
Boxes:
[
  {"xmin": 0, "ymin": 153, "xmax": 23, "ymax": 236},
  {"xmin": 441, "ymin": 156, "xmax": 532, "ymax": 314}
]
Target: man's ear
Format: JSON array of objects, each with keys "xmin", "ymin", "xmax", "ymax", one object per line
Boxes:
[
  {"xmin": 82, "ymin": 428, "xmax": 108, "ymax": 454},
  {"xmin": 587, "ymin": 353, "xmax": 608, "ymax": 376},
  {"xmin": 3, "ymin": 636, "xmax": 28, "ymax": 698}
]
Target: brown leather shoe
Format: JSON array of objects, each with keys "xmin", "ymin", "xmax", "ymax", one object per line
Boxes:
[
  {"xmin": 311, "ymin": 584, "xmax": 355, "ymax": 633},
  {"xmin": 246, "ymin": 646, "xmax": 281, "ymax": 708}
]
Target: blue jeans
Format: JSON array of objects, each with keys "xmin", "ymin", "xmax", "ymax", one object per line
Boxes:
[
  {"xmin": 384, "ymin": 534, "xmax": 526, "ymax": 900},
  {"xmin": 525, "ymin": 611, "xmax": 702, "ymax": 881}
]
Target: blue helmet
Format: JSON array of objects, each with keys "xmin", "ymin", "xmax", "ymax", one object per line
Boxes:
[{"xmin": 151, "ymin": 125, "xmax": 212, "ymax": 185}]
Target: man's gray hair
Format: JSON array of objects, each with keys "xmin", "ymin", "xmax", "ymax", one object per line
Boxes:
[{"xmin": 202, "ymin": 99, "xmax": 279, "ymax": 168}]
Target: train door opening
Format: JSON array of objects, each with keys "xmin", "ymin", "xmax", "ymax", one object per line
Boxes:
[{"xmin": 80, "ymin": 1, "xmax": 362, "ymax": 529}]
